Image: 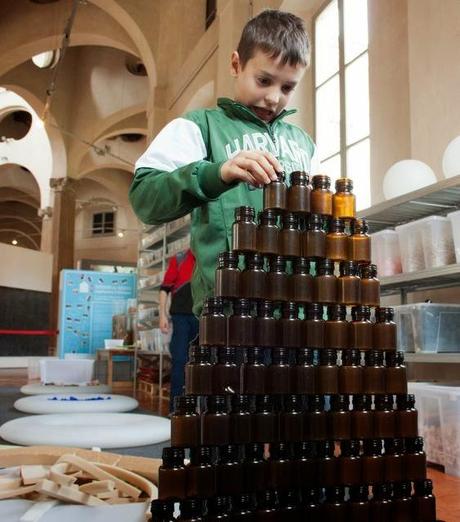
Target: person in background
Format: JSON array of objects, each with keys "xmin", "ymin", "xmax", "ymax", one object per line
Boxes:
[{"xmin": 159, "ymin": 248, "xmax": 198, "ymax": 411}]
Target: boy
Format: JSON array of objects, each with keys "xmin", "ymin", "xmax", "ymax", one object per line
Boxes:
[{"xmin": 130, "ymin": 9, "xmax": 319, "ymax": 315}]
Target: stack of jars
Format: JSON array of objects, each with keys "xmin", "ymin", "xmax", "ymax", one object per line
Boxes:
[{"xmin": 153, "ymin": 173, "xmax": 437, "ymax": 522}]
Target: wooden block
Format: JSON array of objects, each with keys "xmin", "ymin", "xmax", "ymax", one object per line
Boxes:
[
  {"xmin": 49, "ymin": 468, "xmax": 77, "ymax": 487},
  {"xmin": 107, "ymin": 496, "xmax": 131, "ymax": 504},
  {"xmin": 96, "ymin": 489, "xmax": 119, "ymax": 500},
  {"xmin": 0, "ymin": 484, "xmax": 37, "ymax": 500},
  {"xmin": 21, "ymin": 465, "xmax": 50, "ymax": 485},
  {"xmin": 97, "ymin": 463, "xmax": 155, "ymax": 499},
  {"xmin": 36, "ymin": 479, "xmax": 105, "ymax": 506},
  {"xmin": 79, "ymin": 479, "xmax": 115, "ymax": 495},
  {"xmin": 0, "ymin": 476, "xmax": 22, "ymax": 490}
]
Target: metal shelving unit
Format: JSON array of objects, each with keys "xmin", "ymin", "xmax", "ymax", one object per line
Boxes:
[{"xmin": 404, "ymin": 353, "xmax": 460, "ymax": 364}]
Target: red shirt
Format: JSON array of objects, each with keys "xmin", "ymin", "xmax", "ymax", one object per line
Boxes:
[{"xmin": 160, "ymin": 249, "xmax": 195, "ymax": 314}]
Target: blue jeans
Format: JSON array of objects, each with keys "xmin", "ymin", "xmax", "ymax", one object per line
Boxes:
[{"xmin": 169, "ymin": 313, "xmax": 199, "ymax": 411}]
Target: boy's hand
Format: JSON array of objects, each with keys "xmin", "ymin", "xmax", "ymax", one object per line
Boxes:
[{"xmin": 220, "ymin": 150, "xmax": 282, "ymax": 187}]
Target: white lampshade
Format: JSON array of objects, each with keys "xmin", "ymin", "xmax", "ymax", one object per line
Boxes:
[
  {"xmin": 442, "ymin": 136, "xmax": 460, "ymax": 178},
  {"xmin": 383, "ymin": 160, "xmax": 437, "ymax": 200}
]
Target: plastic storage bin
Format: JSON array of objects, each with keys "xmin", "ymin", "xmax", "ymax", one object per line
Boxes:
[
  {"xmin": 370, "ymin": 229, "xmax": 402, "ymax": 276},
  {"xmin": 447, "ymin": 209, "xmax": 460, "ymax": 263},
  {"xmin": 408, "ymin": 382, "xmax": 460, "ymax": 476},
  {"xmin": 417, "ymin": 215, "xmax": 455, "ymax": 268},
  {"xmin": 393, "ymin": 303, "xmax": 460, "ymax": 353},
  {"xmin": 395, "ymin": 220, "xmax": 425, "ymax": 272}
]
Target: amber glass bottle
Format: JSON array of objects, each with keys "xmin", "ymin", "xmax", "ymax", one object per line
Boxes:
[
  {"xmin": 243, "ymin": 347, "xmax": 266, "ymax": 395},
  {"xmin": 232, "ymin": 493, "xmax": 256, "ymax": 522},
  {"xmin": 351, "ymin": 394, "xmax": 374, "ymax": 439},
  {"xmin": 361, "ymin": 439, "xmax": 384, "ymax": 485},
  {"xmin": 359, "ymin": 263, "xmax": 380, "ymax": 306},
  {"xmin": 281, "ymin": 301, "xmax": 302, "ymax": 349},
  {"xmin": 370, "ymin": 483, "xmax": 393, "ymax": 522},
  {"xmin": 314, "ymin": 259, "xmax": 337, "ymax": 304},
  {"xmin": 373, "ymin": 307, "xmax": 397, "ymax": 351},
  {"xmin": 178, "ymin": 498, "xmax": 206, "ymax": 522},
  {"xmin": 337, "ymin": 260, "xmax": 360, "ymax": 305},
  {"xmin": 264, "ymin": 171, "xmax": 287, "ymax": 212},
  {"xmin": 374, "ymin": 394, "xmax": 396, "ymax": 438},
  {"xmin": 207, "ymin": 496, "xmax": 232, "ymax": 522},
  {"xmin": 186, "ymin": 446, "xmax": 216, "ymax": 498},
  {"xmin": 202, "ymin": 395, "xmax": 230, "ymax": 446},
  {"xmin": 386, "ymin": 351, "xmax": 408, "ymax": 394},
  {"xmin": 348, "ymin": 218, "xmax": 370, "ymax": 262},
  {"xmin": 304, "ymin": 303, "xmax": 325, "ymax": 349},
  {"xmin": 393, "ymin": 481, "xmax": 413, "ymax": 522},
  {"xmin": 295, "ymin": 441, "xmax": 317, "ymax": 489},
  {"xmin": 317, "ymin": 441, "xmax": 337, "ymax": 488},
  {"xmin": 349, "ymin": 305, "xmax": 373, "ymax": 351},
  {"xmin": 329, "ymin": 394, "xmax": 351, "ymax": 440},
  {"xmin": 325, "ymin": 304, "xmax": 349, "ymax": 350},
  {"xmin": 228, "ymin": 298, "xmax": 255, "ymax": 348},
  {"xmin": 158, "ymin": 447, "xmax": 187, "ymax": 500},
  {"xmin": 288, "ymin": 170, "xmax": 311, "ymax": 214},
  {"xmin": 244, "ymin": 442, "xmax": 269, "ymax": 492},
  {"xmin": 255, "ymin": 300, "xmax": 279, "ymax": 348},
  {"xmin": 383, "ymin": 438, "xmax": 404, "ymax": 483},
  {"xmin": 310, "ymin": 174, "xmax": 332, "ymax": 216},
  {"xmin": 413, "ymin": 479, "xmax": 437, "ymax": 522},
  {"xmin": 267, "ymin": 255, "xmax": 289, "ymax": 302},
  {"xmin": 363, "ymin": 350, "xmax": 386, "ymax": 394},
  {"xmin": 338, "ymin": 439, "xmax": 361, "ymax": 486},
  {"xmin": 279, "ymin": 212, "xmax": 301, "ymax": 258},
  {"xmin": 266, "ymin": 347, "xmax": 291, "ymax": 394},
  {"xmin": 253, "ymin": 394, "xmax": 278, "ymax": 443},
  {"xmin": 241, "ymin": 253, "xmax": 266, "ymax": 301},
  {"xmin": 396, "ymin": 393, "xmax": 418, "ymax": 438},
  {"xmin": 333, "ymin": 178, "xmax": 356, "ymax": 219},
  {"xmin": 151, "ymin": 499, "xmax": 175, "ymax": 522},
  {"xmin": 170, "ymin": 395, "xmax": 200, "ymax": 448},
  {"xmin": 404, "ymin": 436, "xmax": 427, "ymax": 481},
  {"xmin": 216, "ymin": 444, "xmax": 243, "ymax": 496},
  {"xmin": 303, "ymin": 213, "xmax": 326, "ymax": 259},
  {"xmin": 199, "ymin": 297, "xmax": 226, "ymax": 346},
  {"xmin": 256, "ymin": 490, "xmax": 280, "ymax": 522},
  {"xmin": 213, "ymin": 346, "xmax": 240, "ymax": 394},
  {"xmin": 232, "ymin": 206, "xmax": 257, "ymax": 253},
  {"xmin": 268, "ymin": 442, "xmax": 294, "ymax": 491},
  {"xmin": 257, "ymin": 209, "xmax": 280, "ymax": 256},
  {"xmin": 307, "ymin": 394, "xmax": 328, "ymax": 440},
  {"xmin": 348, "ymin": 485, "xmax": 370, "ymax": 522},
  {"xmin": 325, "ymin": 218, "xmax": 348, "ymax": 262},
  {"xmin": 295, "ymin": 347, "xmax": 316, "ymax": 394},
  {"xmin": 290, "ymin": 257, "xmax": 314, "ymax": 303},
  {"xmin": 317, "ymin": 349, "xmax": 338, "ymax": 395},
  {"xmin": 339, "ymin": 349, "xmax": 363, "ymax": 394},
  {"xmin": 185, "ymin": 345, "xmax": 213, "ymax": 396},
  {"xmin": 230, "ymin": 394, "xmax": 252, "ymax": 444},
  {"xmin": 280, "ymin": 394, "xmax": 304, "ymax": 442},
  {"xmin": 214, "ymin": 250, "xmax": 241, "ymax": 300}
]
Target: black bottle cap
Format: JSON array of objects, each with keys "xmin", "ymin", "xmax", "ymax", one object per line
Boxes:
[
  {"xmin": 271, "ymin": 347, "xmax": 290, "ymax": 364},
  {"xmin": 255, "ymin": 394, "xmax": 274, "ymax": 412},
  {"xmin": 296, "ymin": 440, "xmax": 316, "ymax": 458},
  {"xmin": 352, "ymin": 305, "xmax": 371, "ymax": 321},
  {"xmin": 269, "ymin": 442, "xmax": 291, "ymax": 460},
  {"xmin": 293, "ymin": 257, "xmax": 311, "ymax": 274},
  {"xmin": 306, "ymin": 302, "xmax": 324, "ymax": 319},
  {"xmin": 351, "ymin": 217, "xmax": 369, "ymax": 234},
  {"xmin": 206, "ymin": 394, "xmax": 228, "ymax": 413},
  {"xmin": 269, "ymin": 255, "xmax": 287, "ymax": 272},
  {"xmin": 208, "ymin": 495, "xmax": 232, "ymax": 516},
  {"xmin": 335, "ymin": 177, "xmax": 353, "ymax": 192},
  {"xmin": 320, "ymin": 348, "xmax": 337, "ymax": 365},
  {"xmin": 290, "ymin": 170, "xmax": 309, "ymax": 185},
  {"xmin": 406, "ymin": 436, "xmax": 424, "ymax": 452},
  {"xmin": 373, "ymin": 483, "xmax": 391, "ymax": 500},
  {"xmin": 308, "ymin": 213, "xmax": 324, "ymax": 230},
  {"xmin": 245, "ymin": 442, "xmax": 265, "ymax": 461},
  {"xmin": 257, "ymin": 490, "xmax": 280, "ymax": 509},
  {"xmin": 342, "ymin": 348, "xmax": 361, "ymax": 366},
  {"xmin": 318, "ymin": 440, "xmax": 335, "ymax": 458},
  {"xmin": 414, "ymin": 479, "xmax": 434, "ymax": 496},
  {"xmin": 360, "ymin": 263, "xmax": 378, "ymax": 278},
  {"xmin": 331, "ymin": 394, "xmax": 350, "ymax": 411},
  {"xmin": 282, "ymin": 301, "xmax": 298, "ymax": 318},
  {"xmin": 233, "ymin": 493, "xmax": 254, "ymax": 512},
  {"xmin": 189, "ymin": 344, "xmax": 212, "ymax": 362},
  {"xmin": 375, "ymin": 306, "xmax": 395, "ymax": 322},
  {"xmin": 393, "ymin": 481, "xmax": 412, "ymax": 499},
  {"xmin": 231, "ymin": 394, "xmax": 251, "ymax": 413},
  {"xmin": 316, "ymin": 258, "xmax": 334, "ymax": 275},
  {"xmin": 341, "ymin": 439, "xmax": 360, "ymax": 457},
  {"xmin": 352, "ymin": 394, "xmax": 371, "ymax": 410},
  {"xmin": 365, "ymin": 349, "xmax": 384, "ymax": 366},
  {"xmin": 235, "ymin": 205, "xmax": 255, "ymax": 221},
  {"xmin": 218, "ymin": 250, "xmax": 239, "ymax": 268},
  {"xmin": 302, "ymin": 487, "xmax": 321, "ymax": 504},
  {"xmin": 245, "ymin": 252, "xmax": 264, "ymax": 270},
  {"xmin": 326, "ymin": 485, "xmax": 345, "ymax": 502},
  {"xmin": 327, "ymin": 303, "xmax": 346, "ymax": 320},
  {"xmin": 258, "ymin": 208, "xmax": 279, "ymax": 225},
  {"xmin": 312, "ymin": 174, "xmax": 331, "ymax": 189},
  {"xmin": 308, "ymin": 394, "xmax": 325, "ymax": 412},
  {"xmin": 161, "ymin": 447, "xmax": 185, "ymax": 468},
  {"xmin": 233, "ymin": 298, "xmax": 252, "ymax": 315},
  {"xmin": 329, "ymin": 218, "xmax": 346, "ymax": 233},
  {"xmin": 179, "ymin": 498, "xmax": 206, "ymax": 518},
  {"xmin": 384, "ymin": 438, "xmax": 404, "ymax": 454},
  {"xmin": 281, "ymin": 489, "xmax": 300, "ymax": 508},
  {"xmin": 151, "ymin": 499, "xmax": 174, "ymax": 519},
  {"xmin": 396, "ymin": 393, "xmax": 416, "ymax": 409},
  {"xmin": 247, "ymin": 347, "xmax": 265, "ymax": 364},
  {"xmin": 375, "ymin": 394, "xmax": 393, "ymax": 410},
  {"xmin": 190, "ymin": 445, "xmax": 213, "ymax": 465},
  {"xmin": 257, "ymin": 299, "xmax": 274, "ymax": 317},
  {"xmin": 203, "ymin": 296, "xmax": 224, "ymax": 314},
  {"xmin": 339, "ymin": 260, "xmax": 358, "ymax": 276},
  {"xmin": 364, "ymin": 439, "xmax": 382, "ymax": 456},
  {"xmin": 218, "ymin": 444, "xmax": 240, "ymax": 464},
  {"xmin": 284, "ymin": 394, "xmax": 303, "ymax": 413},
  {"xmin": 349, "ymin": 484, "xmax": 369, "ymax": 502},
  {"xmin": 282, "ymin": 212, "xmax": 298, "ymax": 228},
  {"xmin": 297, "ymin": 347, "xmax": 314, "ymax": 365},
  {"xmin": 217, "ymin": 346, "xmax": 237, "ymax": 364},
  {"xmin": 173, "ymin": 395, "xmax": 197, "ymax": 415}
]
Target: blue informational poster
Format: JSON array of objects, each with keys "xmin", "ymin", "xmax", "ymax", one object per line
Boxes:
[{"xmin": 57, "ymin": 269, "xmax": 136, "ymax": 358}]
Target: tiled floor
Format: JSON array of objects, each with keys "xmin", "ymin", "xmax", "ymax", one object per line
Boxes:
[{"xmin": 0, "ymin": 369, "xmax": 458, "ymax": 520}]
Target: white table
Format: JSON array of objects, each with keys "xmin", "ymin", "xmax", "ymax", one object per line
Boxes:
[{"xmin": 39, "ymin": 359, "xmax": 95, "ymax": 385}]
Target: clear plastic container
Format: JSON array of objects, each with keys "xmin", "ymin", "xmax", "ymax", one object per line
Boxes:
[
  {"xmin": 417, "ymin": 216, "xmax": 455, "ymax": 268},
  {"xmin": 447, "ymin": 209, "xmax": 460, "ymax": 263},
  {"xmin": 395, "ymin": 221, "xmax": 425, "ymax": 272},
  {"xmin": 393, "ymin": 303, "xmax": 460, "ymax": 353},
  {"xmin": 408, "ymin": 382, "xmax": 460, "ymax": 476},
  {"xmin": 370, "ymin": 229, "xmax": 402, "ymax": 276}
]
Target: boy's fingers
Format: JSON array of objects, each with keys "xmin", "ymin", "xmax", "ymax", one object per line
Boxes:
[
  {"xmin": 261, "ymin": 151, "xmax": 283, "ymax": 173},
  {"xmin": 233, "ymin": 165, "xmax": 258, "ymax": 186},
  {"xmin": 242, "ymin": 158, "xmax": 271, "ymax": 185}
]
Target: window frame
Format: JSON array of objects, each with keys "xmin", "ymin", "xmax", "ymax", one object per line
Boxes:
[{"xmin": 91, "ymin": 211, "xmax": 116, "ymax": 237}]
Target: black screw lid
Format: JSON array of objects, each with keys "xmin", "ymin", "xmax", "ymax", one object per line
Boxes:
[
  {"xmin": 233, "ymin": 298, "xmax": 252, "ymax": 315},
  {"xmin": 217, "ymin": 346, "xmax": 237, "ymax": 364},
  {"xmin": 360, "ymin": 263, "xmax": 378, "ymax": 278},
  {"xmin": 257, "ymin": 299, "xmax": 274, "ymax": 317},
  {"xmin": 284, "ymin": 394, "xmax": 303, "ymax": 413},
  {"xmin": 375, "ymin": 306, "xmax": 395, "ymax": 322},
  {"xmin": 312, "ymin": 174, "xmax": 331, "ymax": 190},
  {"xmin": 189, "ymin": 344, "xmax": 213, "ymax": 362},
  {"xmin": 245, "ymin": 252, "xmax": 264, "ymax": 270},
  {"xmin": 351, "ymin": 218, "xmax": 369, "ymax": 234},
  {"xmin": 335, "ymin": 177, "xmax": 353, "ymax": 192},
  {"xmin": 218, "ymin": 250, "xmax": 239, "ymax": 268},
  {"xmin": 365, "ymin": 349, "xmax": 384, "ymax": 366},
  {"xmin": 293, "ymin": 257, "xmax": 311, "ymax": 274},
  {"xmin": 245, "ymin": 442, "xmax": 265, "ymax": 461},
  {"xmin": 306, "ymin": 302, "xmax": 324, "ymax": 320},
  {"xmin": 235, "ymin": 205, "xmax": 255, "ymax": 221},
  {"xmin": 257, "ymin": 490, "xmax": 280, "ymax": 509},
  {"xmin": 308, "ymin": 213, "xmax": 324, "ymax": 230},
  {"xmin": 317, "ymin": 258, "xmax": 335, "ymax": 275},
  {"xmin": 179, "ymin": 498, "xmax": 206, "ymax": 518},
  {"xmin": 319, "ymin": 348, "xmax": 337, "ymax": 365},
  {"xmin": 296, "ymin": 441, "xmax": 316, "ymax": 458},
  {"xmin": 233, "ymin": 493, "xmax": 254, "ymax": 513},
  {"xmin": 208, "ymin": 495, "xmax": 232, "ymax": 516},
  {"xmin": 302, "ymin": 487, "xmax": 321, "ymax": 504},
  {"xmin": 281, "ymin": 489, "xmax": 300, "ymax": 508},
  {"xmin": 329, "ymin": 218, "xmax": 346, "ymax": 233},
  {"xmin": 255, "ymin": 394, "xmax": 274, "ymax": 412},
  {"xmin": 373, "ymin": 483, "xmax": 391, "ymax": 500},
  {"xmin": 231, "ymin": 394, "xmax": 251, "ymax": 413},
  {"xmin": 352, "ymin": 394, "xmax": 371, "ymax": 410},
  {"xmin": 282, "ymin": 301, "xmax": 298, "ymax": 318},
  {"xmin": 173, "ymin": 395, "xmax": 198, "ymax": 415},
  {"xmin": 349, "ymin": 484, "xmax": 369, "ymax": 502},
  {"xmin": 364, "ymin": 439, "xmax": 382, "ymax": 456},
  {"xmin": 203, "ymin": 296, "xmax": 224, "ymax": 314},
  {"xmin": 151, "ymin": 499, "xmax": 174, "ymax": 519},
  {"xmin": 339, "ymin": 260, "xmax": 359, "ymax": 276},
  {"xmin": 317, "ymin": 440, "xmax": 335, "ymax": 458},
  {"xmin": 282, "ymin": 212, "xmax": 299, "ymax": 228},
  {"xmin": 393, "ymin": 481, "xmax": 412, "ymax": 499},
  {"xmin": 331, "ymin": 394, "xmax": 350, "ymax": 411},
  {"xmin": 296, "ymin": 347, "xmax": 314, "ymax": 365},
  {"xmin": 269, "ymin": 442, "xmax": 291, "ymax": 460},
  {"xmin": 375, "ymin": 394, "xmax": 394, "ymax": 410},
  {"xmin": 327, "ymin": 303, "xmax": 347, "ymax": 320},
  {"xmin": 406, "ymin": 436, "xmax": 424, "ymax": 453},
  {"xmin": 206, "ymin": 394, "xmax": 228, "ymax": 414},
  {"xmin": 384, "ymin": 438, "xmax": 404, "ymax": 454},
  {"xmin": 352, "ymin": 305, "xmax": 371, "ymax": 321},
  {"xmin": 342, "ymin": 349, "xmax": 361, "ymax": 366},
  {"xmin": 269, "ymin": 255, "xmax": 287, "ymax": 272},
  {"xmin": 414, "ymin": 479, "xmax": 434, "ymax": 496},
  {"xmin": 259, "ymin": 208, "xmax": 279, "ymax": 225},
  {"xmin": 308, "ymin": 394, "xmax": 325, "ymax": 412},
  {"xmin": 271, "ymin": 347, "xmax": 290, "ymax": 364},
  {"xmin": 247, "ymin": 347, "xmax": 265, "ymax": 364},
  {"xmin": 396, "ymin": 393, "xmax": 416, "ymax": 409},
  {"xmin": 326, "ymin": 485, "xmax": 345, "ymax": 502},
  {"xmin": 161, "ymin": 447, "xmax": 185, "ymax": 468},
  {"xmin": 218, "ymin": 444, "xmax": 240, "ymax": 464},
  {"xmin": 290, "ymin": 170, "xmax": 309, "ymax": 185},
  {"xmin": 341, "ymin": 439, "xmax": 360, "ymax": 457},
  {"xmin": 190, "ymin": 445, "xmax": 213, "ymax": 465}
]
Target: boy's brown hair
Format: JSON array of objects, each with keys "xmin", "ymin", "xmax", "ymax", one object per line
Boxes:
[{"xmin": 237, "ymin": 9, "xmax": 311, "ymax": 68}]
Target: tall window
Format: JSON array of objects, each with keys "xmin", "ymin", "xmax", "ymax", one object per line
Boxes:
[
  {"xmin": 92, "ymin": 211, "xmax": 115, "ymax": 236},
  {"xmin": 314, "ymin": 0, "xmax": 370, "ymax": 210}
]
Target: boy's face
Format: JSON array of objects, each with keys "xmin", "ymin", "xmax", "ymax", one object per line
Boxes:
[{"xmin": 231, "ymin": 49, "xmax": 306, "ymax": 123}]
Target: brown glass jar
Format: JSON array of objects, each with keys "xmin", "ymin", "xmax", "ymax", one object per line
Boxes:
[
  {"xmin": 253, "ymin": 394, "xmax": 278, "ymax": 443},
  {"xmin": 199, "ymin": 297, "xmax": 226, "ymax": 346},
  {"xmin": 338, "ymin": 439, "xmax": 362, "ymax": 486},
  {"xmin": 288, "ymin": 170, "xmax": 311, "ymax": 213},
  {"xmin": 280, "ymin": 394, "xmax": 304, "ymax": 442},
  {"xmin": 214, "ymin": 251, "xmax": 241, "ymax": 300},
  {"xmin": 257, "ymin": 209, "xmax": 280, "ymax": 256},
  {"xmin": 255, "ymin": 300, "xmax": 279, "ymax": 348},
  {"xmin": 232, "ymin": 206, "xmax": 257, "ymax": 253},
  {"xmin": 310, "ymin": 174, "xmax": 332, "ymax": 216},
  {"xmin": 386, "ymin": 351, "xmax": 408, "ymax": 394},
  {"xmin": 304, "ymin": 303, "xmax": 325, "ymax": 349},
  {"xmin": 413, "ymin": 479, "xmax": 437, "ymax": 522},
  {"xmin": 351, "ymin": 394, "xmax": 374, "ymax": 439},
  {"xmin": 207, "ymin": 496, "xmax": 232, "ymax": 522},
  {"xmin": 337, "ymin": 260, "xmax": 360, "ymax": 305},
  {"xmin": 241, "ymin": 253, "xmax": 266, "ymax": 301},
  {"xmin": 266, "ymin": 347, "xmax": 291, "ymax": 395},
  {"xmin": 307, "ymin": 394, "xmax": 328, "ymax": 440},
  {"xmin": 230, "ymin": 394, "xmax": 252, "ymax": 444},
  {"xmin": 228, "ymin": 298, "xmax": 255, "ymax": 348},
  {"xmin": 348, "ymin": 218, "xmax": 370, "ymax": 262},
  {"xmin": 264, "ymin": 171, "xmax": 287, "ymax": 212},
  {"xmin": 216, "ymin": 444, "xmax": 243, "ymax": 496},
  {"xmin": 151, "ymin": 499, "xmax": 175, "ymax": 522},
  {"xmin": 244, "ymin": 442, "xmax": 269, "ymax": 492},
  {"xmin": 281, "ymin": 301, "xmax": 303, "ymax": 349},
  {"xmin": 333, "ymin": 178, "xmax": 356, "ymax": 219},
  {"xmin": 317, "ymin": 349, "xmax": 338, "ymax": 395},
  {"xmin": 178, "ymin": 498, "xmax": 206, "ymax": 521},
  {"xmin": 325, "ymin": 304, "xmax": 349, "ymax": 349},
  {"xmin": 404, "ymin": 437, "xmax": 427, "ymax": 481},
  {"xmin": 396, "ymin": 394, "xmax": 418, "ymax": 438},
  {"xmin": 383, "ymin": 438, "xmax": 404, "ymax": 483},
  {"xmin": 267, "ymin": 255, "xmax": 289, "ymax": 302},
  {"xmin": 268, "ymin": 442, "xmax": 294, "ymax": 490},
  {"xmin": 361, "ymin": 439, "xmax": 384, "ymax": 485},
  {"xmin": 374, "ymin": 394, "xmax": 396, "ymax": 438},
  {"xmin": 295, "ymin": 441, "xmax": 317, "ymax": 488},
  {"xmin": 185, "ymin": 345, "xmax": 213, "ymax": 396},
  {"xmin": 363, "ymin": 350, "xmax": 386, "ymax": 394},
  {"xmin": 392, "ymin": 481, "xmax": 413, "ymax": 522},
  {"xmin": 339, "ymin": 349, "xmax": 363, "ymax": 394},
  {"xmin": 349, "ymin": 305, "xmax": 373, "ymax": 351},
  {"xmin": 329, "ymin": 394, "xmax": 351, "ymax": 440},
  {"xmin": 171, "ymin": 395, "xmax": 200, "ymax": 448},
  {"xmin": 295, "ymin": 347, "xmax": 316, "ymax": 394},
  {"xmin": 290, "ymin": 257, "xmax": 314, "ymax": 304},
  {"xmin": 314, "ymin": 259, "xmax": 337, "ymax": 304},
  {"xmin": 243, "ymin": 347, "xmax": 266, "ymax": 395},
  {"xmin": 373, "ymin": 307, "xmax": 397, "ymax": 351},
  {"xmin": 202, "ymin": 395, "xmax": 230, "ymax": 446},
  {"xmin": 279, "ymin": 212, "xmax": 301, "ymax": 258},
  {"xmin": 186, "ymin": 446, "xmax": 216, "ymax": 498},
  {"xmin": 303, "ymin": 213, "xmax": 326, "ymax": 259},
  {"xmin": 317, "ymin": 441, "xmax": 337, "ymax": 487},
  {"xmin": 326, "ymin": 218, "xmax": 348, "ymax": 262},
  {"xmin": 370, "ymin": 484, "xmax": 393, "ymax": 522},
  {"xmin": 256, "ymin": 490, "xmax": 280, "ymax": 521},
  {"xmin": 158, "ymin": 447, "xmax": 187, "ymax": 500},
  {"xmin": 359, "ymin": 264, "xmax": 380, "ymax": 306},
  {"xmin": 348, "ymin": 485, "xmax": 370, "ymax": 522},
  {"xmin": 213, "ymin": 346, "xmax": 240, "ymax": 394}
]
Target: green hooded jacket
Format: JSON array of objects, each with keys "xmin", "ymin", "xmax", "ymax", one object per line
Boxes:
[{"xmin": 129, "ymin": 97, "xmax": 318, "ymax": 315}]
